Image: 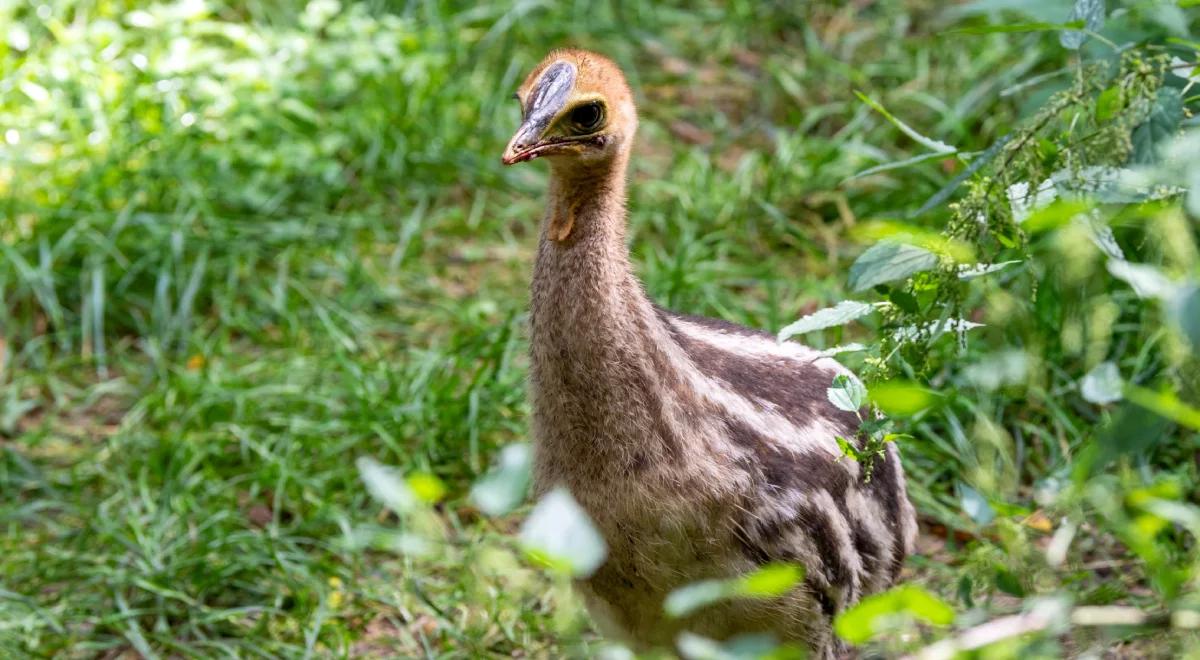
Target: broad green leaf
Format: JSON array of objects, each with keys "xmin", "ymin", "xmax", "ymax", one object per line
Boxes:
[
  {"xmin": 960, "ymin": 483, "xmax": 995, "ymax": 525},
  {"xmin": 993, "ymin": 566, "xmax": 1026, "ymax": 596},
  {"xmin": 520, "ymin": 488, "xmax": 607, "ymax": 578},
  {"xmin": 851, "ymin": 221, "xmax": 975, "ymax": 262},
  {"xmin": 737, "ymin": 563, "xmax": 805, "ymax": 597},
  {"xmin": 1168, "ymin": 284, "xmax": 1200, "ymax": 349},
  {"xmin": 664, "ymin": 580, "xmax": 734, "ymax": 619},
  {"xmin": 870, "ymin": 380, "xmax": 938, "ymax": 416},
  {"xmin": 777, "ymin": 301, "xmax": 876, "ymax": 341},
  {"xmin": 1080, "ymin": 361, "xmax": 1123, "ymax": 404},
  {"xmin": 1060, "ymin": 0, "xmax": 1104, "ymax": 49},
  {"xmin": 1007, "ymin": 179, "xmax": 1058, "ymax": 224},
  {"xmin": 1021, "ymin": 199, "xmax": 1090, "ymax": 232},
  {"xmin": 664, "ymin": 563, "xmax": 806, "ymax": 619},
  {"xmin": 471, "ymin": 443, "xmax": 532, "ymax": 516},
  {"xmin": 1106, "ymin": 260, "xmax": 1177, "ymax": 299},
  {"xmin": 848, "ymin": 241, "xmax": 938, "ymax": 292},
  {"xmin": 827, "ymin": 374, "xmax": 867, "ymax": 412},
  {"xmin": 1132, "ymin": 88, "xmax": 1184, "ymax": 165},
  {"xmin": 855, "ymin": 91, "xmax": 956, "ymax": 154},
  {"xmin": 834, "ymin": 585, "xmax": 955, "ymax": 644},
  {"xmin": 675, "ymin": 633, "xmax": 800, "ymax": 660},
  {"xmin": 358, "ymin": 457, "xmax": 417, "ymax": 514},
  {"xmin": 1125, "ymin": 386, "xmax": 1200, "ymax": 430}
]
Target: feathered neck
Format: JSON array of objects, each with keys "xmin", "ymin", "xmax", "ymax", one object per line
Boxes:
[{"xmin": 529, "ymin": 153, "xmax": 644, "ymax": 356}]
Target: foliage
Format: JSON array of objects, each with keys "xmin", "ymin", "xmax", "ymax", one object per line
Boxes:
[{"xmin": 1, "ymin": 0, "xmax": 1199, "ymax": 658}]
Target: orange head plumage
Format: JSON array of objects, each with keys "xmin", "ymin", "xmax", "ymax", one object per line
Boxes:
[{"xmin": 502, "ymin": 49, "xmax": 637, "ymax": 169}]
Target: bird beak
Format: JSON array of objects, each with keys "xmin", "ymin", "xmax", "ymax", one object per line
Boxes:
[
  {"xmin": 502, "ymin": 121, "xmax": 548, "ymax": 166},
  {"xmin": 502, "ymin": 60, "xmax": 577, "ymax": 166}
]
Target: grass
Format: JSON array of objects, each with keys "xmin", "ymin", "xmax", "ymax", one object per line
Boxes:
[{"xmin": 2, "ymin": 0, "xmax": 1198, "ymax": 657}]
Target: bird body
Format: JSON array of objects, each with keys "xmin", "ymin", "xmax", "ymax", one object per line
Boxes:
[{"xmin": 504, "ymin": 49, "xmax": 917, "ymax": 658}]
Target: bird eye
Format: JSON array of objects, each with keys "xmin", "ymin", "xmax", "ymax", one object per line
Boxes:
[{"xmin": 570, "ymin": 102, "xmax": 604, "ymax": 131}]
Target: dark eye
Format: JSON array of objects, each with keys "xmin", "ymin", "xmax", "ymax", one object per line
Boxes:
[{"xmin": 570, "ymin": 102, "xmax": 603, "ymax": 131}]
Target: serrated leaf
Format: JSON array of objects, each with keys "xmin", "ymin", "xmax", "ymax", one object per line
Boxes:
[
  {"xmin": 827, "ymin": 374, "xmax": 867, "ymax": 412},
  {"xmin": 855, "ymin": 91, "xmax": 956, "ymax": 154},
  {"xmin": 1059, "ymin": 0, "xmax": 1104, "ymax": 49},
  {"xmin": 777, "ymin": 301, "xmax": 876, "ymax": 341},
  {"xmin": 848, "ymin": 242, "xmax": 938, "ymax": 292},
  {"xmin": 1132, "ymin": 88, "xmax": 1184, "ymax": 165},
  {"xmin": 520, "ymin": 488, "xmax": 607, "ymax": 578},
  {"xmin": 834, "ymin": 585, "xmax": 955, "ymax": 644},
  {"xmin": 1081, "ymin": 361, "xmax": 1123, "ymax": 404}
]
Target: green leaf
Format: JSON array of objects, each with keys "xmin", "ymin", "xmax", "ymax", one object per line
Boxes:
[
  {"xmin": 1095, "ymin": 86, "xmax": 1122, "ymax": 123},
  {"xmin": 994, "ymin": 567, "xmax": 1026, "ymax": 596},
  {"xmin": 834, "ymin": 585, "xmax": 955, "ymax": 644},
  {"xmin": 1080, "ymin": 361, "xmax": 1123, "ymax": 405},
  {"xmin": 471, "ymin": 443, "xmax": 532, "ymax": 516},
  {"xmin": 1125, "ymin": 386, "xmax": 1200, "ymax": 430},
  {"xmin": 1060, "ymin": 0, "xmax": 1104, "ymax": 50},
  {"xmin": 911, "ymin": 132, "xmax": 1014, "ymax": 217},
  {"xmin": 836, "ymin": 436, "xmax": 862, "ymax": 462},
  {"xmin": 358, "ymin": 457, "xmax": 417, "ymax": 514},
  {"xmin": 1021, "ymin": 199, "xmax": 1090, "ymax": 233},
  {"xmin": 777, "ymin": 301, "xmax": 877, "ymax": 341},
  {"xmin": 848, "ymin": 241, "xmax": 938, "ymax": 292},
  {"xmin": 960, "ymin": 483, "xmax": 995, "ymax": 525},
  {"xmin": 1168, "ymin": 284, "xmax": 1200, "ymax": 350},
  {"xmin": 827, "ymin": 374, "xmax": 868, "ymax": 412},
  {"xmin": 855, "ymin": 91, "xmax": 956, "ymax": 154},
  {"xmin": 1131, "ymin": 88, "xmax": 1184, "ymax": 165},
  {"xmin": 664, "ymin": 563, "xmax": 806, "ymax": 619},
  {"xmin": 950, "ymin": 20, "xmax": 1085, "ymax": 35},
  {"xmin": 870, "ymin": 380, "xmax": 938, "ymax": 416},
  {"xmin": 520, "ymin": 488, "xmax": 608, "ymax": 578},
  {"xmin": 1106, "ymin": 260, "xmax": 1177, "ymax": 300},
  {"xmin": 664, "ymin": 580, "xmax": 734, "ymax": 619},
  {"xmin": 888, "ymin": 289, "xmax": 920, "ymax": 313},
  {"xmin": 958, "ymin": 260, "xmax": 1021, "ymax": 280},
  {"xmin": 737, "ymin": 563, "xmax": 805, "ymax": 597}
]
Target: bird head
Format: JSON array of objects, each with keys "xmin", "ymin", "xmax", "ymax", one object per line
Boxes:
[{"xmin": 502, "ymin": 49, "xmax": 637, "ymax": 169}]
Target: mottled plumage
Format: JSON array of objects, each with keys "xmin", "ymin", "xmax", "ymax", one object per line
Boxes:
[{"xmin": 503, "ymin": 49, "xmax": 917, "ymax": 658}]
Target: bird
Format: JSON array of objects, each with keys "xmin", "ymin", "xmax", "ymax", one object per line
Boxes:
[{"xmin": 501, "ymin": 49, "xmax": 918, "ymax": 658}]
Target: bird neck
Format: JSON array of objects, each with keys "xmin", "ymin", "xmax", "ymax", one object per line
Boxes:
[
  {"xmin": 528, "ymin": 154, "xmax": 685, "ymax": 487},
  {"xmin": 531, "ymin": 154, "xmax": 644, "ymax": 351}
]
